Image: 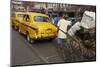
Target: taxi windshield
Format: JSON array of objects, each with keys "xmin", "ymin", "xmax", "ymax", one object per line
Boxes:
[{"xmin": 34, "ymin": 16, "xmax": 50, "ymax": 22}]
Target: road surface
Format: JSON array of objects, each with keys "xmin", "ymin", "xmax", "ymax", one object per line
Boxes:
[
  {"xmin": 11, "ymin": 28, "xmax": 96, "ymax": 66},
  {"xmin": 11, "ymin": 28, "xmax": 65, "ymax": 66}
]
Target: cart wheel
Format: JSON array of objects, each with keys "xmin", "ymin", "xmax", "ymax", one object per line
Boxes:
[
  {"xmin": 63, "ymin": 37, "xmax": 77, "ymax": 62},
  {"xmin": 81, "ymin": 45, "xmax": 96, "ymax": 59},
  {"xmin": 81, "ymin": 40, "xmax": 96, "ymax": 59},
  {"xmin": 64, "ymin": 36, "xmax": 83, "ymax": 62}
]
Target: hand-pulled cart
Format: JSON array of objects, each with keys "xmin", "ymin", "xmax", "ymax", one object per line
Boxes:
[{"xmin": 57, "ymin": 11, "xmax": 96, "ymax": 62}]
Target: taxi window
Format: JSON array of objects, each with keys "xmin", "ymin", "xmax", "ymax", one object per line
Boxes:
[{"xmin": 34, "ymin": 16, "xmax": 50, "ymax": 22}]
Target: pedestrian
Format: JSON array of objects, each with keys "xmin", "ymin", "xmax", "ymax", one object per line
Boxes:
[
  {"xmin": 53, "ymin": 15, "xmax": 61, "ymax": 25},
  {"xmin": 49, "ymin": 14, "xmax": 55, "ymax": 24},
  {"xmin": 56, "ymin": 15, "xmax": 71, "ymax": 50}
]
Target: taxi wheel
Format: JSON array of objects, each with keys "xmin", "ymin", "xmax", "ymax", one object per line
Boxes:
[
  {"xmin": 27, "ymin": 33, "xmax": 34, "ymax": 44},
  {"xmin": 49, "ymin": 38, "xmax": 55, "ymax": 41}
]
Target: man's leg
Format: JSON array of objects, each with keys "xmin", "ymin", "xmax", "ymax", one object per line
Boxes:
[
  {"xmin": 56, "ymin": 38, "xmax": 66, "ymax": 60},
  {"xmin": 56, "ymin": 38, "xmax": 64, "ymax": 51}
]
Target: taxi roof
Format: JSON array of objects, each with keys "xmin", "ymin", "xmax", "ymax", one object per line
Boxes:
[
  {"xmin": 13, "ymin": 12, "xmax": 49, "ymax": 17},
  {"xmin": 26, "ymin": 12, "xmax": 49, "ymax": 17}
]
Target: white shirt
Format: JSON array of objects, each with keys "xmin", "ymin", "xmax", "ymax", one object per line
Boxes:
[
  {"xmin": 68, "ymin": 22, "xmax": 81, "ymax": 36},
  {"xmin": 57, "ymin": 19, "xmax": 71, "ymax": 39}
]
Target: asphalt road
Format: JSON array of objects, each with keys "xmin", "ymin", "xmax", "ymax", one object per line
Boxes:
[
  {"xmin": 11, "ymin": 28, "xmax": 96, "ymax": 66},
  {"xmin": 11, "ymin": 28, "xmax": 65, "ymax": 66}
]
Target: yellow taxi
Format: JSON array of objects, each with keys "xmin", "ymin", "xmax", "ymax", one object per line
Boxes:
[
  {"xmin": 11, "ymin": 12, "xmax": 25, "ymax": 30},
  {"xmin": 18, "ymin": 12, "xmax": 58, "ymax": 43}
]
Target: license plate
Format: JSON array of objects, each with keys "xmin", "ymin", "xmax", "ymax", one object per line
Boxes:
[{"xmin": 48, "ymin": 34, "xmax": 54, "ymax": 36}]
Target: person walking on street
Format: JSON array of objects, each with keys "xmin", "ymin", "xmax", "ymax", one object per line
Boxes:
[
  {"xmin": 56, "ymin": 15, "xmax": 71, "ymax": 60},
  {"xmin": 53, "ymin": 15, "xmax": 61, "ymax": 25}
]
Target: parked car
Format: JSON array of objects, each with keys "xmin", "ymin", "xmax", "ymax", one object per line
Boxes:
[{"xmin": 18, "ymin": 12, "xmax": 58, "ymax": 43}]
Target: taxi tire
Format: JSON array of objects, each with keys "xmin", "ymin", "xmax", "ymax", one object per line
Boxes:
[
  {"xmin": 49, "ymin": 38, "xmax": 55, "ymax": 41},
  {"xmin": 27, "ymin": 33, "xmax": 34, "ymax": 44}
]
